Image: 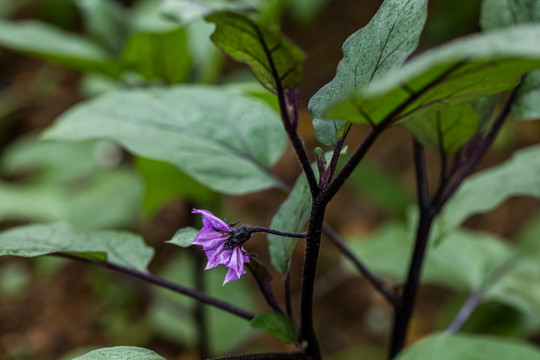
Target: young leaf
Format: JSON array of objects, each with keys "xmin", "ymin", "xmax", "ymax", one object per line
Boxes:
[
  {"xmin": 0, "ymin": 222, "xmax": 154, "ymax": 272},
  {"xmin": 309, "ymin": 0, "xmax": 428, "ymax": 145},
  {"xmin": 206, "ymin": 11, "xmax": 305, "ymax": 93},
  {"xmin": 0, "ymin": 19, "xmax": 121, "ymax": 76},
  {"xmin": 268, "ymin": 171, "xmax": 312, "ymax": 274},
  {"xmin": 73, "ymin": 346, "xmax": 166, "ymax": 360},
  {"xmin": 324, "ymin": 26, "xmax": 540, "ymax": 126},
  {"xmin": 167, "ymin": 227, "xmax": 199, "ymax": 248},
  {"xmin": 481, "ymin": 0, "xmax": 540, "ymax": 120},
  {"xmin": 405, "ymin": 103, "xmax": 479, "ymax": 154},
  {"xmin": 43, "ymin": 86, "xmax": 287, "ymax": 195},
  {"xmin": 437, "ymin": 144, "xmax": 540, "ymax": 238},
  {"xmin": 395, "ymin": 333, "xmax": 540, "ymax": 360},
  {"xmin": 250, "ymin": 312, "xmax": 298, "ymax": 343}
]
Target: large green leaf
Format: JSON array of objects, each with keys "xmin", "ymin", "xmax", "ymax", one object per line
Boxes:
[
  {"xmin": 405, "ymin": 102, "xmax": 479, "ymax": 154},
  {"xmin": 324, "ymin": 25, "xmax": 540, "ymax": 126},
  {"xmin": 206, "ymin": 11, "xmax": 305, "ymax": 93},
  {"xmin": 481, "ymin": 0, "xmax": 540, "ymax": 120},
  {"xmin": 268, "ymin": 172, "xmax": 312, "ymax": 274},
  {"xmin": 0, "ymin": 19, "xmax": 120, "ymax": 76},
  {"xmin": 437, "ymin": 144, "xmax": 540, "ymax": 238},
  {"xmin": 396, "ymin": 334, "xmax": 540, "ymax": 360},
  {"xmin": 43, "ymin": 86, "xmax": 286, "ymax": 195},
  {"xmin": 148, "ymin": 253, "xmax": 255, "ymax": 354},
  {"xmin": 0, "ymin": 222, "xmax": 154, "ymax": 272},
  {"xmin": 73, "ymin": 346, "xmax": 165, "ymax": 360},
  {"xmin": 309, "ymin": 0, "xmax": 428, "ymax": 145}
]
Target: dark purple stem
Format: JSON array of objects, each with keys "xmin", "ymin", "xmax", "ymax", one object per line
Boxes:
[
  {"xmin": 55, "ymin": 253, "xmax": 255, "ymax": 320},
  {"xmin": 248, "ymin": 226, "xmax": 307, "ymax": 238},
  {"xmin": 388, "ymin": 140, "xmax": 434, "ymax": 359}
]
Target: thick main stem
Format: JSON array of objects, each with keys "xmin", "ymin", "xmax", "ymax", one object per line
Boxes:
[{"xmin": 300, "ymin": 200, "xmax": 326, "ymax": 359}]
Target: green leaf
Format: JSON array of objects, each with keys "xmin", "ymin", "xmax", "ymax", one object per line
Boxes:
[
  {"xmin": 437, "ymin": 144, "xmax": 540, "ymax": 238},
  {"xmin": 324, "ymin": 25, "xmax": 540, "ymax": 127},
  {"xmin": 206, "ymin": 11, "xmax": 305, "ymax": 93},
  {"xmin": 346, "ymin": 224, "xmax": 513, "ymax": 291},
  {"xmin": 148, "ymin": 254, "xmax": 255, "ymax": 354},
  {"xmin": 481, "ymin": 0, "xmax": 540, "ymax": 120},
  {"xmin": 480, "ymin": 0, "xmax": 540, "ymax": 31},
  {"xmin": 122, "ymin": 27, "xmax": 192, "ymax": 83},
  {"xmin": 268, "ymin": 172, "xmax": 312, "ymax": 274},
  {"xmin": 395, "ymin": 333, "xmax": 540, "ymax": 360},
  {"xmin": 167, "ymin": 227, "xmax": 199, "ymax": 248},
  {"xmin": 0, "ymin": 19, "xmax": 121, "ymax": 76},
  {"xmin": 0, "ymin": 222, "xmax": 154, "ymax": 272},
  {"xmin": 308, "ymin": 0, "xmax": 428, "ymax": 145},
  {"xmin": 135, "ymin": 157, "xmax": 215, "ymax": 217},
  {"xmin": 251, "ymin": 311, "xmax": 298, "ymax": 343},
  {"xmin": 73, "ymin": 346, "xmax": 166, "ymax": 360},
  {"xmin": 0, "ymin": 138, "xmax": 142, "ymax": 229},
  {"xmin": 43, "ymin": 86, "xmax": 287, "ymax": 195},
  {"xmin": 76, "ymin": 0, "xmax": 129, "ymax": 53},
  {"xmin": 161, "ymin": 0, "xmax": 266, "ymax": 26},
  {"xmin": 405, "ymin": 103, "xmax": 479, "ymax": 154}
]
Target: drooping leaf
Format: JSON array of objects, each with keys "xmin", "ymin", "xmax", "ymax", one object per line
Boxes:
[
  {"xmin": 309, "ymin": 0, "xmax": 428, "ymax": 145},
  {"xmin": 160, "ymin": 0, "xmax": 265, "ymax": 25},
  {"xmin": 324, "ymin": 26, "xmax": 540, "ymax": 126},
  {"xmin": 251, "ymin": 312, "xmax": 298, "ymax": 343},
  {"xmin": 167, "ymin": 227, "xmax": 199, "ymax": 248},
  {"xmin": 206, "ymin": 11, "xmax": 305, "ymax": 93},
  {"xmin": 436, "ymin": 144, "xmax": 540, "ymax": 238},
  {"xmin": 481, "ymin": 0, "xmax": 540, "ymax": 120},
  {"xmin": 0, "ymin": 222, "xmax": 154, "ymax": 272},
  {"xmin": 395, "ymin": 333, "xmax": 540, "ymax": 360},
  {"xmin": 405, "ymin": 102, "xmax": 479, "ymax": 154},
  {"xmin": 0, "ymin": 19, "xmax": 121, "ymax": 76},
  {"xmin": 148, "ymin": 254, "xmax": 255, "ymax": 354},
  {"xmin": 268, "ymin": 172, "xmax": 312, "ymax": 274},
  {"xmin": 76, "ymin": 0, "xmax": 129, "ymax": 53},
  {"xmin": 73, "ymin": 346, "xmax": 166, "ymax": 360},
  {"xmin": 43, "ymin": 86, "xmax": 287, "ymax": 195}
]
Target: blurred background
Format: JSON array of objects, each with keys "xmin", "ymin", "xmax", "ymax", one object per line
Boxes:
[{"xmin": 1, "ymin": 0, "xmax": 540, "ymax": 359}]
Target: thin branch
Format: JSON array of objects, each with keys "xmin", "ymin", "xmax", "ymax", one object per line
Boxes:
[
  {"xmin": 248, "ymin": 226, "xmax": 307, "ymax": 238},
  {"xmin": 388, "ymin": 140, "xmax": 435, "ymax": 358},
  {"xmin": 253, "ymin": 26, "xmax": 320, "ymax": 197},
  {"xmin": 55, "ymin": 253, "xmax": 255, "ymax": 321},
  {"xmin": 320, "ymin": 123, "xmax": 352, "ymax": 188},
  {"xmin": 322, "ymin": 223, "xmax": 398, "ymax": 307}
]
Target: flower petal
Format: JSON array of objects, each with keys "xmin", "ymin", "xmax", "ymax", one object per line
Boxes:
[{"xmin": 192, "ymin": 209, "xmax": 231, "ymax": 232}]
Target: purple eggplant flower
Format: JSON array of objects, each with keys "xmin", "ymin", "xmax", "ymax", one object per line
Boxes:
[{"xmin": 192, "ymin": 209, "xmax": 250, "ymax": 285}]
